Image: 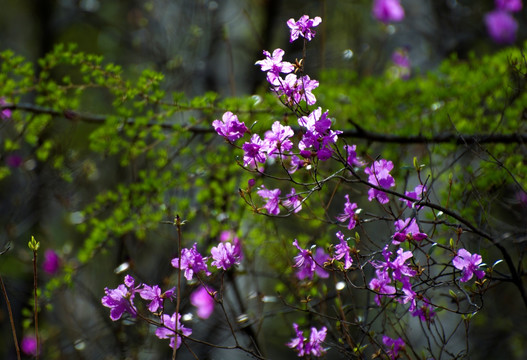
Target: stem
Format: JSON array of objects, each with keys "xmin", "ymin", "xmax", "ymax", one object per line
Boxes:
[
  {"xmin": 173, "ymin": 215, "xmax": 183, "ymax": 360},
  {"xmin": 32, "ymin": 249, "xmax": 39, "ymax": 359},
  {"xmin": 0, "ymin": 274, "xmax": 22, "ymax": 360}
]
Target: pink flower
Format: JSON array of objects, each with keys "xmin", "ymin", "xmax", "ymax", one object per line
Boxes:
[
  {"xmin": 101, "ymin": 275, "xmax": 140, "ymax": 321},
  {"xmin": 0, "ymin": 98, "xmax": 11, "ymax": 120},
  {"xmin": 452, "ymin": 248, "xmax": 485, "ymax": 282},
  {"xmin": 336, "ymin": 194, "xmax": 359, "ymax": 230},
  {"xmin": 382, "ymin": 335, "xmax": 405, "ymax": 359},
  {"xmin": 257, "ymin": 185, "xmax": 281, "ymax": 215},
  {"xmin": 190, "ymin": 286, "xmax": 215, "ymax": 319},
  {"xmin": 155, "ymin": 312, "xmax": 192, "ymax": 349},
  {"xmin": 283, "ymin": 188, "xmax": 302, "ymax": 213},
  {"xmin": 485, "ymin": 10, "xmax": 518, "ymax": 44},
  {"xmin": 210, "ymin": 241, "xmax": 242, "ymax": 270},
  {"xmin": 212, "ymin": 111, "xmax": 248, "ymax": 142},
  {"xmin": 292, "ymin": 240, "xmax": 329, "ymax": 280},
  {"xmin": 400, "ymin": 184, "xmax": 427, "ymax": 208},
  {"xmin": 372, "ymin": 0, "xmax": 405, "ymax": 23},
  {"xmin": 495, "ymin": 0, "xmax": 522, "ymax": 12},
  {"xmin": 255, "ymin": 48, "xmax": 294, "ymax": 85},
  {"xmin": 42, "ymin": 249, "xmax": 61, "ymax": 274},
  {"xmin": 287, "ymin": 323, "xmax": 327, "ymax": 357},
  {"xmin": 392, "ymin": 218, "xmax": 427, "ymax": 245},
  {"xmin": 334, "ymin": 231, "xmax": 353, "ymax": 269},
  {"xmin": 287, "ymin": 15, "xmax": 322, "ymax": 43},
  {"xmin": 364, "ymin": 159, "xmax": 396, "ymax": 204},
  {"xmin": 21, "ymin": 335, "xmax": 38, "ymax": 356},
  {"xmin": 171, "ymin": 243, "xmax": 211, "ymax": 281},
  {"xmin": 140, "ymin": 284, "xmax": 175, "ymax": 313}
]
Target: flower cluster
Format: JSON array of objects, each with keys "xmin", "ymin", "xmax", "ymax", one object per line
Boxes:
[
  {"xmin": 452, "ymin": 248, "xmax": 485, "ymax": 282},
  {"xmin": 287, "ymin": 323, "xmax": 327, "ymax": 357},
  {"xmin": 365, "ymin": 159, "xmax": 396, "ymax": 204}
]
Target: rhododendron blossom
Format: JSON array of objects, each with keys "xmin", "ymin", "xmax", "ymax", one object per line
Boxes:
[
  {"xmin": 171, "ymin": 243, "xmax": 210, "ymax": 281},
  {"xmin": 212, "ymin": 111, "xmax": 248, "ymax": 142},
  {"xmin": 155, "ymin": 312, "xmax": 192, "ymax": 349},
  {"xmin": 336, "ymin": 194, "xmax": 359, "ymax": 230},
  {"xmin": 255, "ymin": 48, "xmax": 294, "ymax": 85},
  {"xmin": 287, "ymin": 323, "xmax": 327, "ymax": 357},
  {"xmin": 452, "ymin": 248, "xmax": 485, "ymax": 282},
  {"xmin": 382, "ymin": 335, "xmax": 405, "ymax": 359},
  {"xmin": 257, "ymin": 185, "xmax": 281, "ymax": 215},
  {"xmin": 485, "ymin": 10, "xmax": 518, "ymax": 44},
  {"xmin": 101, "ymin": 275, "xmax": 140, "ymax": 321},
  {"xmin": 365, "ymin": 159, "xmax": 395, "ymax": 204},
  {"xmin": 392, "ymin": 218, "xmax": 427, "ymax": 245},
  {"xmin": 287, "ymin": 15, "xmax": 322, "ymax": 42},
  {"xmin": 190, "ymin": 286, "xmax": 215, "ymax": 319}
]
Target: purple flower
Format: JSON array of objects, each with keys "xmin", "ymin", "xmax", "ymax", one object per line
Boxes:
[
  {"xmin": 155, "ymin": 312, "xmax": 192, "ymax": 349},
  {"xmin": 212, "ymin": 111, "xmax": 248, "ymax": 142},
  {"xmin": 257, "ymin": 185, "xmax": 281, "ymax": 215},
  {"xmin": 242, "ymin": 134, "xmax": 267, "ymax": 168},
  {"xmin": 101, "ymin": 275, "xmax": 140, "ymax": 321},
  {"xmin": 292, "ymin": 240, "xmax": 329, "ymax": 280},
  {"xmin": 298, "ymin": 107, "xmax": 342, "ymax": 161},
  {"xmin": 411, "ymin": 297, "xmax": 436, "ymax": 322},
  {"xmin": 392, "ymin": 218, "xmax": 427, "ymax": 245},
  {"xmin": 42, "ymin": 249, "xmax": 61, "ymax": 274},
  {"xmin": 283, "ymin": 188, "xmax": 302, "ymax": 213},
  {"xmin": 364, "ymin": 159, "xmax": 396, "ymax": 204},
  {"xmin": 264, "ymin": 121, "xmax": 294, "ymax": 157},
  {"xmin": 334, "ymin": 231, "xmax": 353, "ymax": 269},
  {"xmin": 21, "ymin": 335, "xmax": 38, "ymax": 356},
  {"xmin": 171, "ymin": 243, "xmax": 211, "ymax": 281},
  {"xmin": 452, "ymin": 248, "xmax": 486, "ymax": 282},
  {"xmin": 287, "ymin": 323, "xmax": 327, "ymax": 357},
  {"xmin": 400, "ymin": 184, "xmax": 426, "ymax": 208},
  {"xmin": 495, "ymin": 0, "xmax": 522, "ymax": 12},
  {"xmin": 255, "ymin": 48, "xmax": 294, "ymax": 85},
  {"xmin": 382, "ymin": 335, "xmax": 405, "ymax": 359},
  {"xmin": 0, "ymin": 98, "xmax": 11, "ymax": 120},
  {"xmin": 287, "ymin": 15, "xmax": 322, "ymax": 43},
  {"xmin": 388, "ymin": 248, "xmax": 416, "ymax": 283},
  {"xmin": 336, "ymin": 194, "xmax": 359, "ymax": 230},
  {"xmin": 190, "ymin": 285, "xmax": 215, "ymax": 319},
  {"xmin": 275, "ymin": 74, "xmax": 319, "ymax": 106},
  {"xmin": 485, "ymin": 10, "xmax": 518, "ymax": 44},
  {"xmin": 372, "ymin": 0, "xmax": 405, "ymax": 23},
  {"xmin": 369, "ymin": 268, "xmax": 396, "ymax": 305},
  {"xmin": 211, "ymin": 241, "xmax": 242, "ymax": 270},
  {"xmin": 344, "ymin": 144, "xmax": 364, "ymax": 168},
  {"xmin": 140, "ymin": 284, "xmax": 175, "ymax": 313}
]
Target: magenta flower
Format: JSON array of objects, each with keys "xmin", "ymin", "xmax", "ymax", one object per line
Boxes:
[
  {"xmin": 485, "ymin": 10, "xmax": 518, "ymax": 44},
  {"xmin": 242, "ymin": 134, "xmax": 267, "ymax": 168},
  {"xmin": 452, "ymin": 248, "xmax": 485, "ymax": 282},
  {"xmin": 0, "ymin": 98, "xmax": 11, "ymax": 120},
  {"xmin": 275, "ymin": 73, "xmax": 319, "ymax": 106},
  {"xmin": 372, "ymin": 0, "xmax": 405, "ymax": 23},
  {"xmin": 101, "ymin": 275, "xmax": 140, "ymax": 321},
  {"xmin": 336, "ymin": 194, "xmax": 359, "ymax": 230},
  {"xmin": 287, "ymin": 15, "xmax": 322, "ymax": 43},
  {"xmin": 369, "ymin": 268, "xmax": 396, "ymax": 305},
  {"xmin": 334, "ymin": 231, "xmax": 353, "ymax": 269},
  {"xmin": 411, "ymin": 297, "xmax": 436, "ymax": 322},
  {"xmin": 382, "ymin": 335, "xmax": 405, "ymax": 359},
  {"xmin": 298, "ymin": 107, "xmax": 342, "ymax": 161},
  {"xmin": 264, "ymin": 121, "xmax": 294, "ymax": 156},
  {"xmin": 283, "ymin": 188, "xmax": 302, "ymax": 213},
  {"xmin": 21, "ymin": 335, "xmax": 38, "ymax": 356},
  {"xmin": 292, "ymin": 240, "xmax": 329, "ymax": 280},
  {"xmin": 392, "ymin": 218, "xmax": 427, "ymax": 245},
  {"xmin": 171, "ymin": 243, "xmax": 211, "ymax": 281},
  {"xmin": 42, "ymin": 249, "xmax": 61, "ymax": 275},
  {"xmin": 344, "ymin": 144, "xmax": 364, "ymax": 168},
  {"xmin": 190, "ymin": 285, "xmax": 215, "ymax": 319},
  {"xmin": 211, "ymin": 241, "xmax": 242, "ymax": 270},
  {"xmin": 495, "ymin": 0, "xmax": 522, "ymax": 12},
  {"xmin": 364, "ymin": 159, "xmax": 396, "ymax": 204},
  {"xmin": 212, "ymin": 111, "xmax": 248, "ymax": 142},
  {"xmin": 155, "ymin": 312, "xmax": 192, "ymax": 349},
  {"xmin": 140, "ymin": 284, "xmax": 175, "ymax": 313},
  {"xmin": 287, "ymin": 323, "xmax": 327, "ymax": 357},
  {"xmin": 257, "ymin": 185, "xmax": 281, "ymax": 215},
  {"xmin": 255, "ymin": 48, "xmax": 294, "ymax": 85},
  {"xmin": 400, "ymin": 184, "xmax": 427, "ymax": 208}
]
